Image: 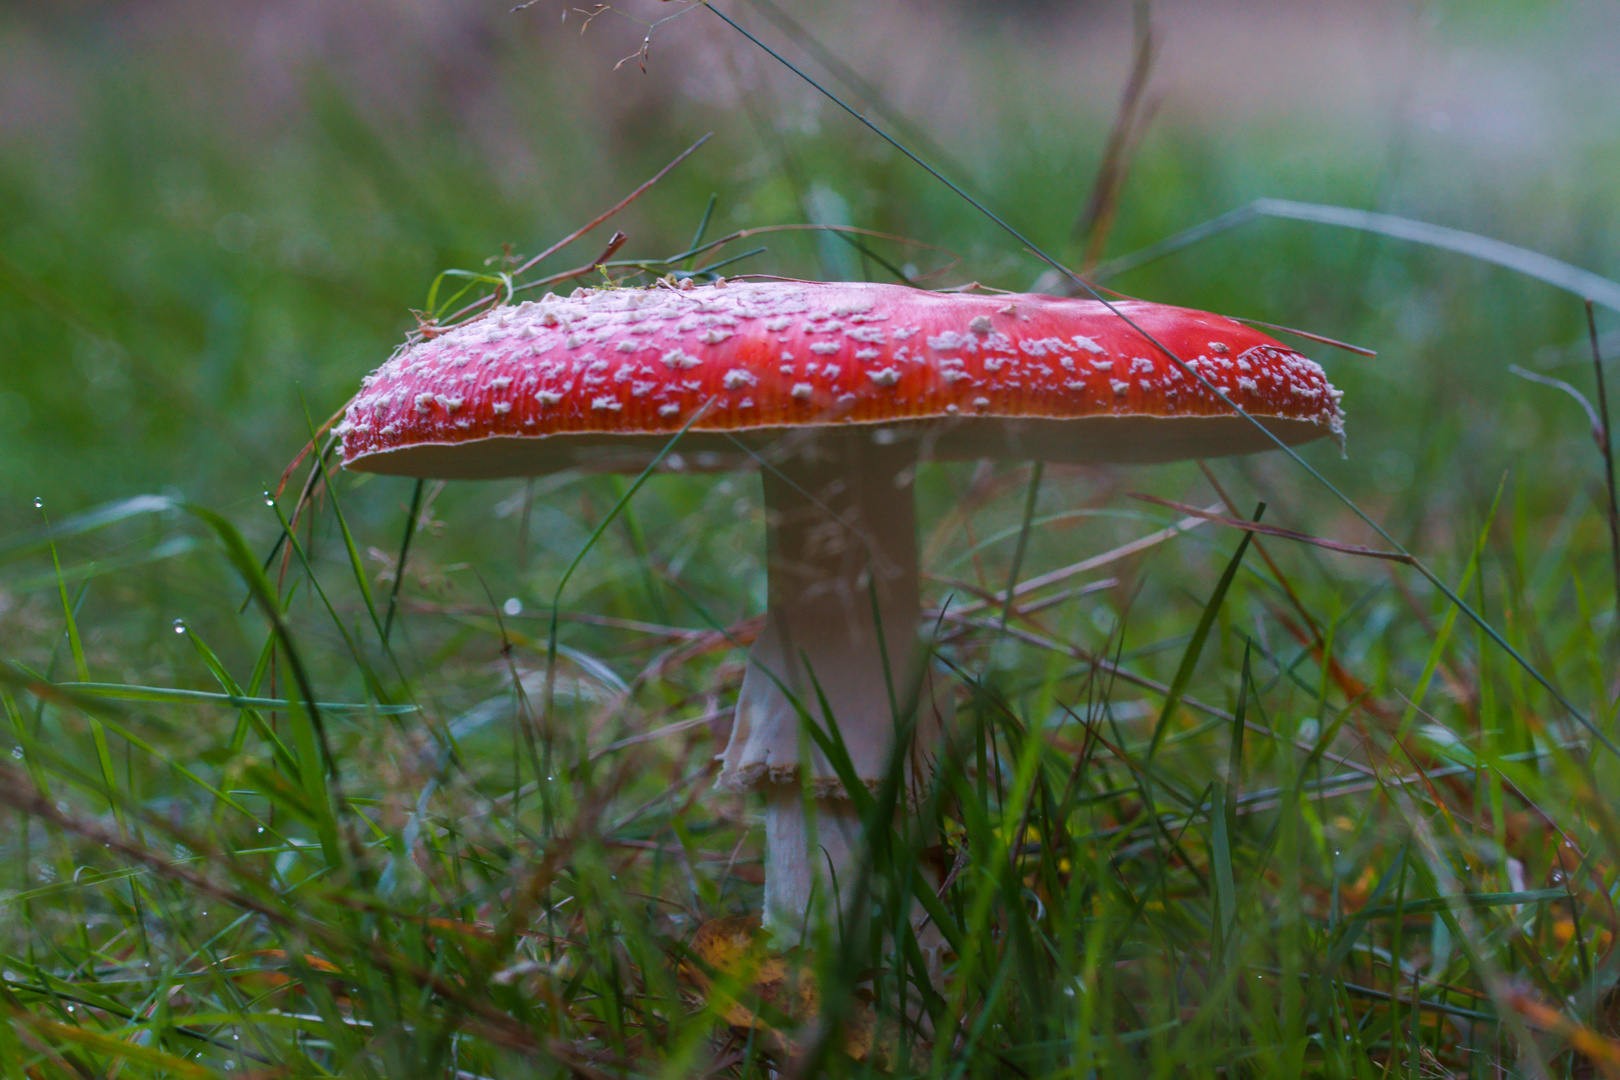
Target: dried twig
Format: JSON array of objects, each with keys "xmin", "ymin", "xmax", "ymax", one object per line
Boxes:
[{"xmin": 1128, "ymin": 493, "xmax": 1416, "ymax": 564}]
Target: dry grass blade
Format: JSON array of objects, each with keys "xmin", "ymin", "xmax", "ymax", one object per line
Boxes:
[
  {"xmin": 1095, "ymin": 198, "xmax": 1620, "ymax": 314},
  {"xmin": 1505, "ymin": 991, "xmax": 1620, "ymax": 1080},
  {"xmin": 1073, "ymin": 0, "xmax": 1159, "ymax": 273},
  {"xmin": 1510, "ymin": 365, "xmax": 1604, "ymax": 444},
  {"xmin": 945, "ymin": 507, "xmax": 1216, "ymax": 617},
  {"xmin": 1129, "ymin": 493, "xmax": 1416, "ymax": 563},
  {"xmin": 1586, "ymin": 300, "xmax": 1620, "ymax": 634},
  {"xmin": 1230, "ymin": 317, "xmax": 1378, "ymax": 357}
]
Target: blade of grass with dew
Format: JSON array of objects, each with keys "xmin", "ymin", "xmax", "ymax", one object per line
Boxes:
[
  {"xmin": 0, "ymin": 673, "xmax": 268, "ymax": 834},
  {"xmin": 182, "ymin": 504, "xmax": 346, "ymax": 870},
  {"xmin": 0, "ymin": 494, "xmax": 178, "ymax": 566},
  {"xmin": 264, "ymin": 499, "xmax": 392, "ymax": 714},
  {"xmin": 301, "ymin": 403, "xmax": 420, "ymax": 714},
  {"xmin": 54, "ymin": 682, "xmax": 415, "ymax": 715},
  {"xmin": 1, "ymin": 535, "xmax": 196, "ymax": 595},
  {"xmin": 184, "ymin": 623, "xmax": 304, "ymax": 794},
  {"xmin": 38, "ymin": 511, "xmax": 89, "ymax": 685}
]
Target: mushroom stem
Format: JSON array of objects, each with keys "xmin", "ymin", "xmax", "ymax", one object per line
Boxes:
[{"xmin": 718, "ymin": 430, "xmax": 943, "ymax": 931}]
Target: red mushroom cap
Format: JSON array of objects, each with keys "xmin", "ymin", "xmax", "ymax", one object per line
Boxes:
[{"xmin": 339, "ymin": 280, "xmax": 1344, "ymax": 477}]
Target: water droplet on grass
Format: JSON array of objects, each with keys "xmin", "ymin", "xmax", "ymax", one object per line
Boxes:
[
  {"xmin": 263, "ymin": 491, "xmax": 275, "ymax": 506},
  {"xmin": 32, "ymin": 497, "xmax": 42, "ymax": 508},
  {"xmin": 173, "ymin": 619, "xmax": 187, "ymax": 634},
  {"xmin": 503, "ymin": 597, "xmax": 523, "ymax": 616}
]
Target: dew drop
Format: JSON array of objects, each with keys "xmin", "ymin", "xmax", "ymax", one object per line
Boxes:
[
  {"xmin": 263, "ymin": 491, "xmax": 275, "ymax": 507},
  {"xmin": 173, "ymin": 619, "xmax": 187, "ymax": 635},
  {"xmin": 10, "ymin": 747, "xmax": 21, "ymax": 760},
  {"xmin": 256, "ymin": 826, "xmax": 265, "ymax": 834},
  {"xmin": 503, "ymin": 597, "xmax": 523, "ymax": 616},
  {"xmin": 32, "ymin": 497, "xmax": 42, "ymax": 509}
]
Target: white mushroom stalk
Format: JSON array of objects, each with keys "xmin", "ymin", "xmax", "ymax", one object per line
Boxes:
[{"xmin": 717, "ymin": 431, "xmax": 946, "ymax": 930}]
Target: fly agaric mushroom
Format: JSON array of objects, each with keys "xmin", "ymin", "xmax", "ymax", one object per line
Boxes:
[{"xmin": 338, "ymin": 279, "xmax": 1344, "ymax": 931}]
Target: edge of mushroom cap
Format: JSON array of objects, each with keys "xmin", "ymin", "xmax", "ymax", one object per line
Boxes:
[{"xmin": 340, "ymin": 413, "xmax": 1339, "ymax": 480}]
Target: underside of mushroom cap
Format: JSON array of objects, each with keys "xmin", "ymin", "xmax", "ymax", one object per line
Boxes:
[{"xmin": 338, "ymin": 280, "xmax": 1344, "ymax": 478}]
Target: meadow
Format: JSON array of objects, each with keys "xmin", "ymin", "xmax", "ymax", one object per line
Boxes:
[{"xmin": 2, "ymin": 1, "xmax": 1619, "ymax": 1075}]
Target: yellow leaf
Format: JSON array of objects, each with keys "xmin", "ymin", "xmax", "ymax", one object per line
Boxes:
[{"xmin": 677, "ymin": 917, "xmax": 926, "ymax": 1066}]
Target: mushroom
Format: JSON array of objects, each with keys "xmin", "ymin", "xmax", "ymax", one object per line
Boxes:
[{"xmin": 338, "ymin": 279, "xmax": 1344, "ymax": 933}]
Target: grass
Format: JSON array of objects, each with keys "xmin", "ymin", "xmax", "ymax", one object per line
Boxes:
[{"xmin": 3, "ymin": 1, "xmax": 1620, "ymax": 1075}]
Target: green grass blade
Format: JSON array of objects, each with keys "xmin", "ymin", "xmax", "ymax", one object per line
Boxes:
[
  {"xmin": 56, "ymin": 682, "xmax": 415, "ymax": 715},
  {"xmin": 1145, "ymin": 505, "xmax": 1261, "ymax": 763}
]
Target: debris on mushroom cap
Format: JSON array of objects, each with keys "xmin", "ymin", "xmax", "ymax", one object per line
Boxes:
[{"xmin": 339, "ymin": 281, "xmax": 1345, "ymax": 477}]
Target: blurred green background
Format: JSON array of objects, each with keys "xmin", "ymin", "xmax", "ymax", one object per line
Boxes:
[{"xmin": 2, "ymin": 0, "xmax": 1615, "ymax": 513}]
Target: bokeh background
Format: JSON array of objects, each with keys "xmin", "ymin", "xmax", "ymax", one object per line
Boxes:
[{"xmin": 3, "ymin": 0, "xmax": 1617, "ymax": 513}]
